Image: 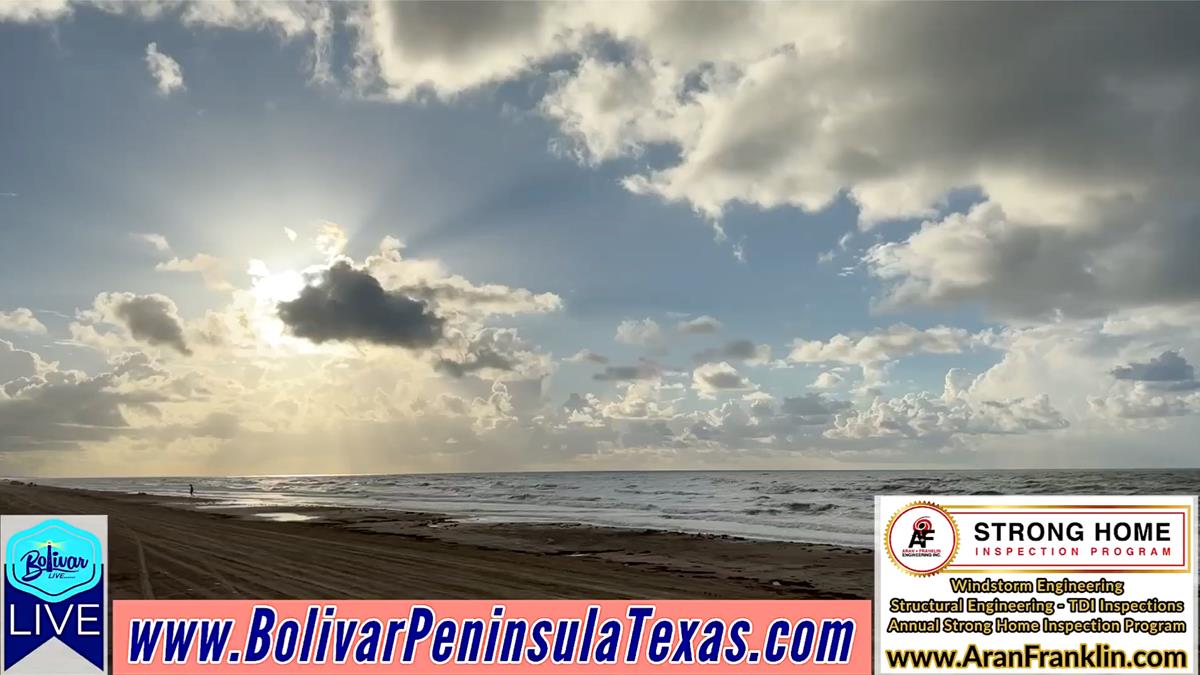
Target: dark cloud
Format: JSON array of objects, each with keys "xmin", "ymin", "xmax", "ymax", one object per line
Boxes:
[
  {"xmin": 278, "ymin": 262, "xmax": 444, "ymax": 348},
  {"xmin": 692, "ymin": 339, "xmax": 767, "ymax": 364},
  {"xmin": 436, "ymin": 349, "xmax": 516, "ymax": 378},
  {"xmin": 1110, "ymin": 350, "xmax": 1200, "ymax": 391},
  {"xmin": 1112, "ymin": 350, "xmax": 1194, "ymax": 382},
  {"xmin": 780, "ymin": 393, "xmax": 853, "ymax": 418},
  {"xmin": 435, "ymin": 328, "xmax": 546, "ymax": 379},
  {"xmin": 695, "ymin": 367, "xmax": 750, "ymax": 391},
  {"xmin": 593, "ymin": 363, "xmax": 660, "ymax": 382},
  {"xmin": 113, "ymin": 294, "xmax": 191, "ymax": 355},
  {"xmin": 0, "ymin": 368, "xmax": 167, "ymax": 453}
]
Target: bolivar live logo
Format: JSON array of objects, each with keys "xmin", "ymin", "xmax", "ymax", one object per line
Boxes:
[{"xmin": 2, "ymin": 515, "xmax": 107, "ymax": 674}]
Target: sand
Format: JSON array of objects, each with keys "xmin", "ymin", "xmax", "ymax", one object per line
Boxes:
[{"xmin": 0, "ymin": 481, "xmax": 871, "ymax": 600}]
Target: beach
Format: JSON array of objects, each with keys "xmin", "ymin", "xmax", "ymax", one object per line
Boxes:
[{"xmin": 0, "ymin": 481, "xmax": 871, "ymax": 600}]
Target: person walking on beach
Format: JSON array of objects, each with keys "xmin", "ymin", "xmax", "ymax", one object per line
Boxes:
[{"xmin": 189, "ymin": 483, "xmax": 194, "ymax": 497}]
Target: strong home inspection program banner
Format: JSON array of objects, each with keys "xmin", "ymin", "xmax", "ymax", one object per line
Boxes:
[{"xmin": 876, "ymin": 495, "xmax": 1196, "ymax": 674}]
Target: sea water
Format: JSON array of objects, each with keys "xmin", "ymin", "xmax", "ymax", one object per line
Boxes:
[{"xmin": 36, "ymin": 469, "xmax": 1200, "ymax": 548}]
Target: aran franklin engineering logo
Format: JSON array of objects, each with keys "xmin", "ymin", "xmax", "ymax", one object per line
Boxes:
[
  {"xmin": 2, "ymin": 515, "xmax": 108, "ymax": 675},
  {"xmin": 885, "ymin": 502, "xmax": 958, "ymax": 576}
]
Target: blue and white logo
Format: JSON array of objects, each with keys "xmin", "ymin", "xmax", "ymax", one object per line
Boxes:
[
  {"xmin": 5, "ymin": 519, "xmax": 101, "ymax": 603},
  {"xmin": 2, "ymin": 515, "xmax": 107, "ymax": 674}
]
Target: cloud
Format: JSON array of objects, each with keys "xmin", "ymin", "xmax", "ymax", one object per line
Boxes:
[
  {"xmin": 22, "ymin": 4, "xmax": 1197, "ymax": 325},
  {"xmin": 0, "ymin": 0, "xmax": 69, "ymax": 23},
  {"xmin": 678, "ymin": 391, "xmax": 853, "ymax": 449},
  {"xmin": 1112, "ymin": 351, "xmax": 1196, "ymax": 384},
  {"xmin": 84, "ymin": 292, "xmax": 192, "ymax": 356},
  {"xmin": 615, "ymin": 318, "xmax": 663, "ymax": 348},
  {"xmin": 1088, "ymin": 350, "xmax": 1200, "ymax": 420},
  {"xmin": 810, "ymin": 370, "xmax": 844, "ymax": 390},
  {"xmin": 284, "ymin": 226, "xmax": 298, "ymax": 242},
  {"xmin": 0, "ymin": 308, "xmax": 47, "ymax": 334},
  {"xmin": 566, "ymin": 349, "xmax": 608, "ymax": 365},
  {"xmin": 692, "ymin": 339, "xmax": 770, "ymax": 365},
  {"xmin": 676, "ymin": 315, "xmax": 723, "ymax": 334},
  {"xmin": 550, "ymin": 4, "xmax": 1200, "ymax": 320},
  {"xmin": 180, "ymin": 1, "xmax": 333, "ymax": 83},
  {"xmin": 692, "ymin": 361, "xmax": 756, "ymax": 398},
  {"xmin": 826, "ymin": 370, "xmax": 1069, "ymax": 440},
  {"xmin": 435, "ymin": 327, "xmax": 549, "ymax": 380},
  {"xmin": 144, "ymin": 42, "xmax": 185, "ymax": 95},
  {"xmin": 864, "ymin": 202, "xmax": 1200, "ymax": 319},
  {"xmin": 593, "ymin": 362, "xmax": 661, "ymax": 382},
  {"xmin": 0, "ymin": 349, "xmax": 178, "ymax": 453},
  {"xmin": 788, "ymin": 324, "xmax": 981, "ymax": 366},
  {"xmin": 132, "ymin": 232, "xmax": 172, "ymax": 254},
  {"xmin": 314, "ymin": 221, "xmax": 348, "ymax": 258},
  {"xmin": 156, "ymin": 253, "xmax": 232, "ymax": 291},
  {"xmin": 1089, "ymin": 386, "xmax": 1198, "ymax": 420},
  {"xmin": 352, "ymin": 1, "xmax": 583, "ymax": 99},
  {"xmin": 365, "ymin": 237, "xmax": 562, "ymax": 318},
  {"xmin": 548, "ymin": 5, "xmax": 1199, "ymax": 216},
  {"xmin": 278, "ymin": 261, "xmax": 444, "ymax": 348},
  {"xmin": 0, "ymin": 339, "xmax": 53, "ymax": 388}
]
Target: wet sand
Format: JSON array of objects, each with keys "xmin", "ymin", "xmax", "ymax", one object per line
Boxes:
[{"xmin": 0, "ymin": 481, "xmax": 871, "ymax": 600}]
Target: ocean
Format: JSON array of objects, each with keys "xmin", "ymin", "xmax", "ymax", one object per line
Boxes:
[{"xmin": 38, "ymin": 469, "xmax": 1200, "ymax": 548}]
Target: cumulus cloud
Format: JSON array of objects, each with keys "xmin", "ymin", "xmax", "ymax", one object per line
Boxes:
[
  {"xmin": 1089, "ymin": 350, "xmax": 1200, "ymax": 420},
  {"xmin": 566, "ymin": 349, "xmax": 608, "ymax": 365},
  {"xmin": 0, "ymin": 339, "xmax": 53, "ymax": 388},
  {"xmin": 435, "ymin": 327, "xmax": 550, "ymax": 380},
  {"xmin": 545, "ymin": 3, "xmax": 1200, "ymax": 320},
  {"xmin": 676, "ymin": 315, "xmax": 723, "ymax": 334},
  {"xmin": 365, "ymin": 237, "xmax": 562, "ymax": 318},
  {"xmin": 827, "ymin": 370, "xmax": 1069, "ymax": 440},
  {"xmin": 0, "ymin": 308, "xmax": 47, "ymax": 334},
  {"xmin": 21, "ymin": 3, "xmax": 1197, "ymax": 324},
  {"xmin": 0, "ymin": 0, "xmax": 69, "ymax": 23},
  {"xmin": 692, "ymin": 361, "xmax": 756, "ymax": 398},
  {"xmin": 82, "ymin": 292, "xmax": 192, "ymax": 356},
  {"xmin": 156, "ymin": 253, "xmax": 232, "ymax": 291},
  {"xmin": 1089, "ymin": 387, "xmax": 1198, "ymax": 420},
  {"xmin": 278, "ymin": 261, "xmax": 445, "ymax": 348},
  {"xmin": 810, "ymin": 370, "xmax": 844, "ymax": 390},
  {"xmin": 351, "ymin": 1, "xmax": 583, "ymax": 99},
  {"xmin": 0, "ymin": 349, "xmax": 179, "ymax": 453},
  {"xmin": 864, "ymin": 202, "xmax": 1200, "ymax": 319},
  {"xmin": 145, "ymin": 42, "xmax": 185, "ymax": 95},
  {"xmin": 314, "ymin": 221, "xmax": 348, "ymax": 258},
  {"xmin": 615, "ymin": 318, "xmax": 663, "ymax": 348},
  {"xmin": 546, "ymin": 4, "xmax": 1200, "ymax": 220},
  {"xmin": 788, "ymin": 324, "xmax": 981, "ymax": 366}
]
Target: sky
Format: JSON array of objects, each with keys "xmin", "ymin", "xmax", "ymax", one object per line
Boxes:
[{"xmin": 2, "ymin": 1, "xmax": 1200, "ymax": 477}]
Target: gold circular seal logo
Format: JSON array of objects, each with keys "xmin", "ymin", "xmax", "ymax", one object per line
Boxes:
[{"xmin": 885, "ymin": 501, "xmax": 959, "ymax": 576}]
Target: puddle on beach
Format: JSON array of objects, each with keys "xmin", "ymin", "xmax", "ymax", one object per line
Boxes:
[{"xmin": 253, "ymin": 512, "xmax": 317, "ymax": 522}]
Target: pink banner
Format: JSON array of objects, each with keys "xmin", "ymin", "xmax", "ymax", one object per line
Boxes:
[{"xmin": 113, "ymin": 600, "xmax": 871, "ymax": 674}]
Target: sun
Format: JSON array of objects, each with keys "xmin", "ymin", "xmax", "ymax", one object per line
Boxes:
[
  {"xmin": 248, "ymin": 259, "xmax": 306, "ymax": 304},
  {"xmin": 244, "ymin": 259, "xmax": 311, "ymax": 351}
]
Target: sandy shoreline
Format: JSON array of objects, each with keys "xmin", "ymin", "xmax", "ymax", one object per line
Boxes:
[{"xmin": 0, "ymin": 481, "xmax": 871, "ymax": 600}]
